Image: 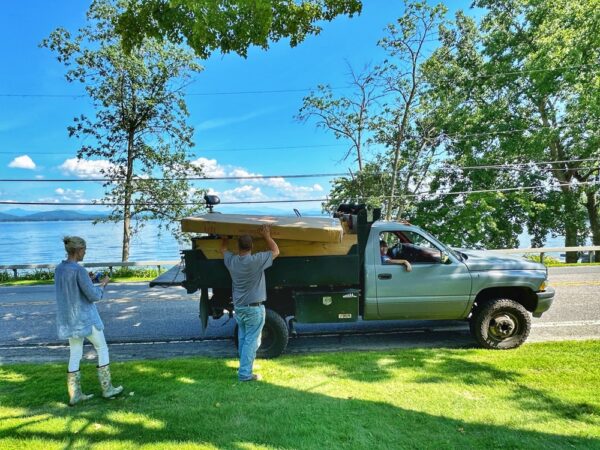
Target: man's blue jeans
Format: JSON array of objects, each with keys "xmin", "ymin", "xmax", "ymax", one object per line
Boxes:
[{"xmin": 235, "ymin": 305, "xmax": 266, "ymax": 381}]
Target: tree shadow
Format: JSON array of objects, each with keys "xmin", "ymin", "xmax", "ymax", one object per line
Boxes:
[
  {"xmin": 276, "ymin": 348, "xmax": 600, "ymax": 425},
  {"xmin": 1, "ymin": 356, "xmax": 598, "ymax": 449}
]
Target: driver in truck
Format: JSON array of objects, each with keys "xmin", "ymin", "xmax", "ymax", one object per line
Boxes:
[
  {"xmin": 220, "ymin": 224, "xmax": 280, "ymax": 382},
  {"xmin": 380, "ymin": 240, "xmax": 412, "ymax": 272}
]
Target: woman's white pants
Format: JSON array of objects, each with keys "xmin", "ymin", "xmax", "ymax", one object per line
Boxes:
[{"xmin": 68, "ymin": 326, "xmax": 109, "ymax": 372}]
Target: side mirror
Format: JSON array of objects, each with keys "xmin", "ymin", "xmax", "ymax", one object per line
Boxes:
[{"xmin": 440, "ymin": 251, "xmax": 450, "ymax": 264}]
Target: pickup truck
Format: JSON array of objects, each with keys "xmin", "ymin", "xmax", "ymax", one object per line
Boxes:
[{"xmin": 152, "ymin": 205, "xmax": 555, "ymax": 358}]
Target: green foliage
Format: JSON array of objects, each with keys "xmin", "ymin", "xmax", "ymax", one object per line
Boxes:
[
  {"xmin": 525, "ymin": 255, "xmax": 562, "ymax": 266},
  {"xmin": 0, "ymin": 267, "xmax": 163, "ymax": 285},
  {"xmin": 41, "ymin": 0, "xmax": 207, "ymax": 261},
  {"xmin": 111, "ymin": 266, "xmax": 159, "ymax": 278},
  {"xmin": 1, "ymin": 341, "xmax": 599, "ymax": 448},
  {"xmin": 420, "ymin": 0, "xmax": 600, "ymax": 254},
  {"xmin": 115, "ymin": 0, "xmax": 363, "ymax": 59},
  {"xmin": 0, "ymin": 269, "xmax": 55, "ymax": 283},
  {"xmin": 301, "ymin": 1, "xmax": 449, "ymax": 220}
]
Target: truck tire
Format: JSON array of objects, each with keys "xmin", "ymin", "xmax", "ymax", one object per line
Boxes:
[
  {"xmin": 233, "ymin": 308, "xmax": 289, "ymax": 359},
  {"xmin": 471, "ymin": 298, "xmax": 531, "ymax": 350}
]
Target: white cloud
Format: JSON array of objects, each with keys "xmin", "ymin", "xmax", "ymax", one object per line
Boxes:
[
  {"xmin": 189, "ymin": 158, "xmax": 328, "ymax": 202},
  {"xmin": 54, "ymin": 188, "xmax": 85, "ymax": 201},
  {"xmin": 59, "ymin": 158, "xmax": 115, "ymax": 179},
  {"xmin": 8, "ymin": 155, "xmax": 36, "ymax": 170},
  {"xmin": 191, "ymin": 157, "xmax": 226, "ymax": 177},
  {"xmin": 221, "ymin": 185, "xmax": 268, "ymax": 202},
  {"xmin": 229, "ymin": 171, "xmax": 325, "ymax": 199}
]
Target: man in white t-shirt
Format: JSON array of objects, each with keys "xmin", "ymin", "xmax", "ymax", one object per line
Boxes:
[{"xmin": 220, "ymin": 225, "xmax": 279, "ymax": 381}]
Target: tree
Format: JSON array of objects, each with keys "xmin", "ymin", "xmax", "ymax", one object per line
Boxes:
[
  {"xmin": 475, "ymin": 0, "xmax": 600, "ymax": 260},
  {"xmin": 42, "ymin": 0, "xmax": 206, "ymax": 261},
  {"xmin": 298, "ymin": 65, "xmax": 381, "ymax": 172},
  {"xmin": 300, "ymin": 1, "xmax": 448, "ymax": 220},
  {"xmin": 115, "ymin": 0, "xmax": 362, "ymax": 58},
  {"xmin": 418, "ymin": 1, "xmax": 600, "ymax": 258}
]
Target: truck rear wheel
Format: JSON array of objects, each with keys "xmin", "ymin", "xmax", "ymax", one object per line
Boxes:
[
  {"xmin": 471, "ymin": 298, "xmax": 531, "ymax": 349},
  {"xmin": 234, "ymin": 308, "xmax": 289, "ymax": 359}
]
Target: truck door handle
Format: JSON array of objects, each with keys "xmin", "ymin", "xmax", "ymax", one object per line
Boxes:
[{"xmin": 378, "ymin": 273, "xmax": 392, "ymax": 280}]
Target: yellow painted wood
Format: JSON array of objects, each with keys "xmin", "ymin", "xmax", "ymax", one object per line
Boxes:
[
  {"xmin": 194, "ymin": 234, "xmax": 358, "ymax": 259},
  {"xmin": 181, "ymin": 214, "xmax": 344, "ymax": 243}
]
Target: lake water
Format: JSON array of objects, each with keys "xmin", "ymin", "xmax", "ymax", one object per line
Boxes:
[
  {"xmin": 0, "ymin": 220, "xmax": 577, "ymax": 266},
  {"xmin": 0, "ymin": 220, "xmax": 184, "ymax": 265}
]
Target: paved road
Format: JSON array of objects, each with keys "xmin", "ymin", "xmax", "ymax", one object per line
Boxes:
[{"xmin": 0, "ymin": 266, "xmax": 598, "ymax": 364}]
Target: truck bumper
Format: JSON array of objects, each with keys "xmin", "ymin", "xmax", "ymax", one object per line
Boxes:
[{"xmin": 533, "ymin": 286, "xmax": 555, "ymax": 317}]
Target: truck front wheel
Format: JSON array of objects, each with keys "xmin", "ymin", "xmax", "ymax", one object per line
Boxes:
[
  {"xmin": 234, "ymin": 308, "xmax": 289, "ymax": 359},
  {"xmin": 471, "ymin": 298, "xmax": 531, "ymax": 350}
]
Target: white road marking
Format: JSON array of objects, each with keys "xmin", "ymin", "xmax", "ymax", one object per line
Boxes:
[{"xmin": 532, "ymin": 320, "xmax": 600, "ymax": 328}]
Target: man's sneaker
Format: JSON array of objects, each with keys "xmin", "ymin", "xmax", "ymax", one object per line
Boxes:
[{"xmin": 240, "ymin": 374, "xmax": 262, "ymax": 382}]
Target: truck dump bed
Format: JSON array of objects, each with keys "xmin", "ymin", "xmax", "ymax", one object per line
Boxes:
[{"xmin": 182, "ymin": 249, "xmax": 360, "ymax": 293}]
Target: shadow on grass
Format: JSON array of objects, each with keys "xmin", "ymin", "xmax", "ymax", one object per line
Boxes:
[
  {"xmin": 276, "ymin": 347, "xmax": 600, "ymax": 425},
  {"xmin": 1, "ymin": 353, "xmax": 598, "ymax": 449}
]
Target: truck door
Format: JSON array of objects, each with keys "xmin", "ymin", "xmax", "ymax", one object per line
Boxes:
[{"xmin": 375, "ymin": 230, "xmax": 472, "ymax": 319}]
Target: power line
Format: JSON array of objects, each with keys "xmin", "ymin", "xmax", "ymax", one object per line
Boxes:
[
  {"xmin": 0, "ymin": 143, "xmax": 347, "ymax": 155},
  {"xmin": 407, "ymin": 180, "xmax": 600, "ymax": 199},
  {"xmin": 2, "ymin": 180, "xmax": 598, "ymax": 206},
  {"xmin": 456, "ymin": 158, "xmax": 599, "ymax": 169},
  {"xmin": 438, "ymin": 120, "xmax": 599, "ymax": 141},
  {"xmin": 0, "ymin": 173, "xmax": 344, "ymax": 183},
  {"xmin": 186, "ymin": 87, "xmax": 348, "ymax": 96},
  {"xmin": 1, "ymin": 119, "xmax": 596, "ymax": 158},
  {"xmin": 0, "ymin": 158, "xmax": 597, "ymax": 183},
  {"xmin": 0, "ymin": 86, "xmax": 349, "ymax": 99},
  {"xmin": 1, "ymin": 64, "xmax": 596, "ymax": 100}
]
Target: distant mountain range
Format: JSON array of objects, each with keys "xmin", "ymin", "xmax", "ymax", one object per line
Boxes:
[
  {"xmin": 0, "ymin": 206, "xmax": 328, "ymax": 222},
  {"xmin": 0, "ymin": 209, "xmax": 109, "ymax": 222}
]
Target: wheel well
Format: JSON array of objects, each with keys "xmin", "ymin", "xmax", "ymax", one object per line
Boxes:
[{"xmin": 473, "ymin": 287, "xmax": 537, "ymax": 313}]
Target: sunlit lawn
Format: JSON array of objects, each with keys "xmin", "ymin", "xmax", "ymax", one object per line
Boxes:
[{"xmin": 1, "ymin": 341, "xmax": 599, "ymax": 449}]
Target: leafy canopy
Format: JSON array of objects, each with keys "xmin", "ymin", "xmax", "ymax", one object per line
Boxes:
[{"xmin": 116, "ymin": 0, "xmax": 363, "ymax": 58}]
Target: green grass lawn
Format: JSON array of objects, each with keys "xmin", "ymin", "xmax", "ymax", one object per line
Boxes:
[
  {"xmin": 1, "ymin": 341, "xmax": 599, "ymax": 449},
  {"xmin": 0, "ymin": 277, "xmax": 154, "ymax": 286}
]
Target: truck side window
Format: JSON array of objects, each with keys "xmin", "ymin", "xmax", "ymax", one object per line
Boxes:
[{"xmin": 382, "ymin": 231, "xmax": 442, "ymax": 264}]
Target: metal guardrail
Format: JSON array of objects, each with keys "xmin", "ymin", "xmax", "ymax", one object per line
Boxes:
[
  {"xmin": 489, "ymin": 246, "xmax": 600, "ymax": 263},
  {"xmin": 1, "ymin": 245, "xmax": 598, "ymax": 278},
  {"xmin": 0, "ymin": 260, "xmax": 181, "ymax": 278}
]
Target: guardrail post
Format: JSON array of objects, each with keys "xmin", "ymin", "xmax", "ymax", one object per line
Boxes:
[{"xmin": 540, "ymin": 252, "xmax": 545, "ymax": 264}]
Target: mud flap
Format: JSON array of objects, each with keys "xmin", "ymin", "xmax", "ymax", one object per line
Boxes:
[{"xmin": 199, "ymin": 287, "xmax": 209, "ymax": 334}]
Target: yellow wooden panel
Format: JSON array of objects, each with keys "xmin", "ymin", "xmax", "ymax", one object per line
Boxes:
[
  {"xmin": 181, "ymin": 214, "xmax": 343, "ymax": 243},
  {"xmin": 194, "ymin": 234, "xmax": 358, "ymax": 259}
]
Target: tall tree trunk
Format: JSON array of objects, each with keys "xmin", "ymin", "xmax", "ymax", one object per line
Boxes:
[
  {"xmin": 121, "ymin": 129, "xmax": 135, "ymax": 262},
  {"xmin": 562, "ymin": 189, "xmax": 580, "ymax": 263},
  {"xmin": 584, "ymin": 189, "xmax": 600, "ymax": 262}
]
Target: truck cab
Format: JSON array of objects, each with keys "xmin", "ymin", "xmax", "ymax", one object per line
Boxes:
[{"xmin": 365, "ymin": 221, "xmax": 473, "ymax": 321}]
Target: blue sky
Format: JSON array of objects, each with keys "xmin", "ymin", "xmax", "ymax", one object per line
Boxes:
[{"xmin": 0, "ymin": 0, "xmax": 474, "ymax": 215}]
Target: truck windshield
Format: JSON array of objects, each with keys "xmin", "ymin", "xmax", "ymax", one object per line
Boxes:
[{"xmin": 408, "ymin": 228, "xmax": 464, "ymax": 262}]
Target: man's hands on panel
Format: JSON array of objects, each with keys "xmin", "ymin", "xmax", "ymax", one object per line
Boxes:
[{"xmin": 260, "ymin": 224, "xmax": 280, "ymax": 259}]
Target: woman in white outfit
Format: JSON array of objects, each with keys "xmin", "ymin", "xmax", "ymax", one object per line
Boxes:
[{"xmin": 55, "ymin": 236, "xmax": 123, "ymax": 405}]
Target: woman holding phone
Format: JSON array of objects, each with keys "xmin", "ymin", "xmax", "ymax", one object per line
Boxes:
[{"xmin": 55, "ymin": 236, "xmax": 123, "ymax": 405}]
